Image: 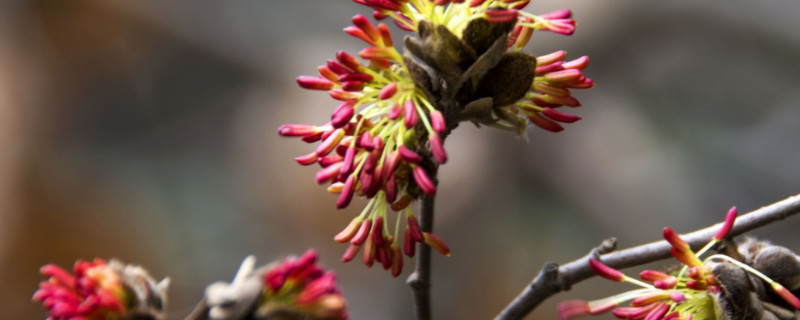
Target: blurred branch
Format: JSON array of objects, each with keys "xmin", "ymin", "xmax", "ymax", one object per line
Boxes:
[
  {"xmin": 408, "ymin": 193, "xmax": 436, "ymax": 320},
  {"xmin": 495, "ymin": 193, "xmax": 800, "ymax": 320},
  {"xmin": 184, "ymin": 298, "xmax": 209, "ymax": 320}
]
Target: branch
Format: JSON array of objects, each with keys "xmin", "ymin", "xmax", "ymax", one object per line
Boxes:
[
  {"xmin": 184, "ymin": 298, "xmax": 209, "ymax": 320},
  {"xmin": 495, "ymin": 193, "xmax": 800, "ymax": 320},
  {"xmin": 408, "ymin": 193, "xmax": 436, "ymax": 320}
]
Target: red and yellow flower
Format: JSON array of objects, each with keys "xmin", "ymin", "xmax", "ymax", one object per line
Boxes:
[{"xmin": 280, "ymin": 0, "xmax": 592, "ymax": 275}]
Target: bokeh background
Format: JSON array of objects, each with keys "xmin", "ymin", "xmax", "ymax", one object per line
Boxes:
[{"xmin": 2, "ymin": 0, "xmax": 800, "ymax": 319}]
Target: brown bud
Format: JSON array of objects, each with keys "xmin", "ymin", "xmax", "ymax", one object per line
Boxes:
[
  {"xmin": 462, "ymin": 17, "xmax": 515, "ymax": 56},
  {"xmin": 477, "ymin": 51, "xmax": 537, "ymax": 107},
  {"xmin": 404, "ymin": 20, "xmax": 476, "ymax": 79}
]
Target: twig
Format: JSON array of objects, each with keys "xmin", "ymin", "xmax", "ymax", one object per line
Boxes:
[
  {"xmin": 408, "ymin": 193, "xmax": 436, "ymax": 320},
  {"xmin": 495, "ymin": 193, "xmax": 800, "ymax": 320},
  {"xmin": 184, "ymin": 297, "xmax": 209, "ymax": 320}
]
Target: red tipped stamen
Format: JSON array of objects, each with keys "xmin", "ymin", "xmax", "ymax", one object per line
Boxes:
[
  {"xmin": 404, "ymin": 99, "xmax": 418, "ymax": 128},
  {"xmin": 670, "ymin": 247, "xmax": 703, "ymax": 268},
  {"xmin": 714, "ymin": 206, "xmax": 737, "ymax": 241},
  {"xmin": 294, "ymin": 152, "xmax": 319, "ymax": 166},
  {"xmin": 772, "ymin": 283, "xmax": 800, "ymax": 310},
  {"xmin": 528, "ymin": 111, "xmax": 565, "ymax": 132},
  {"xmin": 278, "ymin": 124, "xmax": 318, "ymax": 137},
  {"xmin": 363, "ymin": 235, "xmax": 376, "ymax": 267},
  {"xmin": 398, "ymin": 145, "xmax": 422, "ymax": 163},
  {"xmin": 429, "ymin": 133, "xmax": 448, "ymax": 164},
  {"xmin": 351, "ymin": 218, "xmax": 373, "ymax": 245},
  {"xmin": 423, "ymin": 232, "xmax": 450, "ymax": 256},
  {"xmin": 336, "ymin": 50, "xmax": 362, "ymax": 71},
  {"xmin": 644, "ymin": 303, "xmax": 669, "ymax": 320},
  {"xmin": 587, "ymin": 300, "xmax": 619, "ymax": 314},
  {"xmin": 371, "ymin": 216, "xmax": 385, "ymax": 246},
  {"xmin": 336, "ymin": 175, "xmax": 357, "ymax": 209},
  {"xmin": 334, "ymin": 218, "xmax": 363, "ymax": 243},
  {"xmin": 631, "ymin": 292, "xmax": 669, "ymax": 307},
  {"xmin": 544, "ymin": 69, "xmax": 583, "ymax": 83},
  {"xmin": 430, "ymin": 110, "xmax": 446, "ymax": 134},
  {"xmin": 562, "ymin": 56, "xmax": 590, "ymax": 70},
  {"xmin": 403, "ymin": 227, "xmax": 415, "ymax": 257},
  {"xmin": 407, "ymin": 215, "xmax": 424, "ymax": 242},
  {"xmin": 484, "ymin": 9, "xmax": 519, "ymax": 23},
  {"xmin": 557, "ymin": 300, "xmax": 590, "ymax": 319},
  {"xmin": 341, "ymin": 244, "xmax": 360, "ymax": 262},
  {"xmin": 588, "ymin": 258, "xmax": 625, "ymax": 282},
  {"xmin": 663, "ymin": 227, "xmax": 690, "ymax": 253},
  {"xmin": 390, "ymin": 244, "xmax": 403, "ymax": 277},
  {"xmin": 351, "ymin": 14, "xmax": 379, "ymax": 42},
  {"xmin": 297, "ymin": 76, "xmax": 334, "ymax": 90},
  {"xmin": 378, "ymin": 82, "xmax": 398, "ymax": 100},
  {"xmin": 669, "ymin": 291, "xmax": 685, "ymax": 303},
  {"xmin": 639, "ymin": 270, "xmax": 677, "ymax": 289},
  {"xmin": 377, "ymin": 23, "xmax": 394, "ymax": 46},
  {"xmin": 542, "ymin": 107, "xmax": 581, "ymax": 123},
  {"xmin": 537, "ymin": 50, "xmax": 567, "ymax": 66},
  {"xmin": 412, "ymin": 165, "xmax": 436, "ymax": 196}
]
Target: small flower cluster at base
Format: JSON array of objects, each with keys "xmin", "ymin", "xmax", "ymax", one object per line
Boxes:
[
  {"xmin": 335, "ymin": 208, "xmax": 450, "ymax": 277},
  {"xmin": 33, "ymin": 258, "xmax": 169, "ymax": 320},
  {"xmin": 558, "ymin": 207, "xmax": 800, "ymax": 320},
  {"xmin": 259, "ymin": 250, "xmax": 348, "ymax": 320}
]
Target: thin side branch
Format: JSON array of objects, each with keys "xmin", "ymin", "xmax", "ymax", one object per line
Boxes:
[
  {"xmin": 408, "ymin": 193, "xmax": 436, "ymax": 320},
  {"xmin": 495, "ymin": 193, "xmax": 800, "ymax": 320},
  {"xmin": 184, "ymin": 298, "xmax": 209, "ymax": 320}
]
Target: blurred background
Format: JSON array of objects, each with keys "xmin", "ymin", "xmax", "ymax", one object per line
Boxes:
[{"xmin": 2, "ymin": 0, "xmax": 800, "ymax": 319}]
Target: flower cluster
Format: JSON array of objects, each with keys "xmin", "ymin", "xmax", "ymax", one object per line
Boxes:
[
  {"xmin": 259, "ymin": 250, "xmax": 348, "ymax": 320},
  {"xmin": 558, "ymin": 208, "xmax": 800, "ymax": 320},
  {"xmin": 33, "ymin": 258, "xmax": 168, "ymax": 320},
  {"xmin": 280, "ymin": 0, "xmax": 592, "ymax": 275},
  {"xmin": 354, "ymin": 0, "xmax": 593, "ymax": 132}
]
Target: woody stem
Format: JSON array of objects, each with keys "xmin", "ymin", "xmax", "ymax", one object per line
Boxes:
[{"xmin": 408, "ymin": 193, "xmax": 436, "ymax": 320}]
